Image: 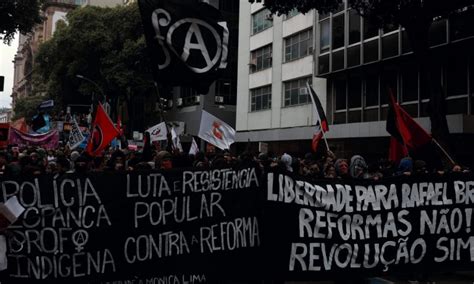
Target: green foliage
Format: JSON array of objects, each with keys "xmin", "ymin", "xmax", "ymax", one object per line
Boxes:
[
  {"xmin": 12, "ymin": 95, "xmax": 45, "ymax": 121},
  {"xmin": 0, "ymin": 0, "xmax": 44, "ymax": 44},
  {"xmin": 34, "ymin": 3, "xmax": 154, "ymax": 112}
]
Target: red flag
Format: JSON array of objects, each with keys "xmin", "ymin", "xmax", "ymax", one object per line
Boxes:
[
  {"xmin": 311, "ymin": 125, "xmax": 323, "ymax": 152},
  {"xmin": 388, "ymin": 137, "xmax": 408, "ymax": 163},
  {"xmin": 86, "ymin": 104, "xmax": 120, "ymax": 156},
  {"xmin": 386, "ymin": 92, "xmax": 431, "ymax": 150}
]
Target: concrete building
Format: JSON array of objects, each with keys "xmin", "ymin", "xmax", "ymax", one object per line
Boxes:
[
  {"xmin": 0, "ymin": 109, "xmax": 13, "ymax": 123},
  {"xmin": 237, "ymin": 2, "xmax": 474, "ymax": 164},
  {"xmin": 11, "ymin": 0, "xmax": 82, "ymax": 109},
  {"xmin": 236, "ymin": 2, "xmax": 326, "ymax": 154},
  {"xmin": 82, "ymin": 0, "xmax": 123, "ymax": 7}
]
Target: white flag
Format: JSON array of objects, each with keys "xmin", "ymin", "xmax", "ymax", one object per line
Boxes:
[
  {"xmin": 189, "ymin": 137, "xmax": 199, "ymax": 155},
  {"xmin": 146, "ymin": 122, "xmax": 167, "ymax": 142},
  {"xmin": 171, "ymin": 127, "xmax": 183, "ymax": 152},
  {"xmin": 68, "ymin": 118, "xmax": 85, "ymax": 150},
  {"xmin": 198, "ymin": 110, "xmax": 235, "ymax": 150}
]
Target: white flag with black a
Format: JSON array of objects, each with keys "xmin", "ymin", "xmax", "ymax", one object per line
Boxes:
[{"xmin": 68, "ymin": 118, "xmax": 85, "ymax": 150}]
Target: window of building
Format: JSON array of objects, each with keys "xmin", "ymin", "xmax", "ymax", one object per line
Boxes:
[
  {"xmin": 320, "ymin": 19, "xmax": 330, "ymax": 53},
  {"xmin": 215, "ymin": 79, "xmax": 236, "ymax": 105},
  {"xmin": 426, "ymin": 63, "xmax": 442, "ymax": 100},
  {"xmin": 363, "ymin": 40, "xmax": 378, "ymax": 63},
  {"xmin": 332, "ymin": 49, "xmax": 344, "ymax": 71},
  {"xmin": 348, "ymin": 10, "xmax": 361, "ymax": 44},
  {"xmin": 332, "ymin": 14, "xmax": 345, "ymax": 49},
  {"xmin": 284, "ymin": 29, "xmax": 313, "ymax": 62},
  {"xmin": 283, "ymin": 77, "xmax": 311, "ymax": 107},
  {"xmin": 381, "ymin": 69, "xmax": 397, "ymax": 105},
  {"xmin": 401, "ymin": 65, "xmax": 418, "ymax": 102},
  {"xmin": 250, "ymin": 85, "xmax": 272, "ymax": 111},
  {"xmin": 335, "ymin": 78, "xmax": 347, "ymax": 110},
  {"xmin": 348, "ymin": 75, "xmax": 362, "ymax": 109},
  {"xmin": 450, "ymin": 9, "xmax": 474, "ymax": 41},
  {"xmin": 365, "ymin": 73, "xmax": 379, "ymax": 107},
  {"xmin": 382, "ymin": 33, "xmax": 398, "ymax": 59},
  {"xmin": 364, "ymin": 18, "xmax": 378, "ymax": 39},
  {"xmin": 252, "ymin": 9, "xmax": 273, "ymax": 35},
  {"xmin": 401, "ymin": 30, "xmax": 412, "ymax": 53},
  {"xmin": 447, "ymin": 58, "xmax": 467, "ymax": 96},
  {"xmin": 250, "ymin": 45, "xmax": 272, "ymax": 73},
  {"xmin": 429, "ymin": 19, "xmax": 447, "ymax": 46},
  {"xmin": 318, "ymin": 54, "xmax": 330, "ymax": 74},
  {"xmin": 347, "ymin": 45, "xmax": 361, "ymax": 67}
]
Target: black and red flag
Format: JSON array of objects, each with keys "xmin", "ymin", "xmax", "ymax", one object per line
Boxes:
[
  {"xmin": 85, "ymin": 104, "xmax": 120, "ymax": 157},
  {"xmin": 306, "ymin": 82, "xmax": 329, "ymax": 132},
  {"xmin": 138, "ymin": 0, "xmax": 229, "ymax": 95},
  {"xmin": 306, "ymin": 82, "xmax": 328, "ymax": 152},
  {"xmin": 386, "ymin": 91, "xmax": 431, "ymax": 161}
]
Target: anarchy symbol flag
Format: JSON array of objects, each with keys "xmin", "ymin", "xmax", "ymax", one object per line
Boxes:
[
  {"xmin": 85, "ymin": 104, "xmax": 120, "ymax": 157},
  {"xmin": 138, "ymin": 0, "xmax": 229, "ymax": 94}
]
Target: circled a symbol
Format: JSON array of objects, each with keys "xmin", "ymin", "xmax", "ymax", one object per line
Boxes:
[{"xmin": 72, "ymin": 230, "xmax": 89, "ymax": 252}]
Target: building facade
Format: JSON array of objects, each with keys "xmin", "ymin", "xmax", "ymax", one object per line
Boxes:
[
  {"xmin": 236, "ymin": 2, "xmax": 326, "ymax": 154},
  {"xmin": 83, "ymin": 0, "xmax": 123, "ymax": 7},
  {"xmin": 237, "ymin": 2, "xmax": 474, "ymax": 164},
  {"xmin": 11, "ymin": 0, "xmax": 82, "ymax": 109},
  {"xmin": 0, "ymin": 109, "xmax": 13, "ymax": 123}
]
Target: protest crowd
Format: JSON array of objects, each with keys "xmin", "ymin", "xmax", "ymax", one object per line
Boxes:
[{"xmin": 0, "ymin": 141, "xmax": 469, "ymax": 179}]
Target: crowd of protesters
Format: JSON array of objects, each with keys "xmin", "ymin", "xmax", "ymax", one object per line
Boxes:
[{"xmin": 0, "ymin": 141, "xmax": 469, "ymax": 179}]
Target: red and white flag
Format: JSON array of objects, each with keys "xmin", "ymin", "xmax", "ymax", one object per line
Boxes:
[
  {"xmin": 198, "ymin": 110, "xmax": 235, "ymax": 150},
  {"xmin": 171, "ymin": 127, "xmax": 183, "ymax": 152},
  {"xmin": 189, "ymin": 137, "xmax": 199, "ymax": 155},
  {"xmin": 146, "ymin": 122, "xmax": 168, "ymax": 142},
  {"xmin": 85, "ymin": 103, "xmax": 120, "ymax": 157},
  {"xmin": 312, "ymin": 124, "xmax": 323, "ymax": 153}
]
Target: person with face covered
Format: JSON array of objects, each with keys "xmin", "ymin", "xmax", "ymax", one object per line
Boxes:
[{"xmin": 349, "ymin": 155, "xmax": 368, "ymax": 179}]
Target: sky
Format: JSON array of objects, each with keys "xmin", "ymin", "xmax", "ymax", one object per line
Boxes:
[{"xmin": 0, "ymin": 36, "xmax": 18, "ymax": 108}]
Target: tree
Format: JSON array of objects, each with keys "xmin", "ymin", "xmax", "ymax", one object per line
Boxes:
[
  {"xmin": 34, "ymin": 3, "xmax": 156, "ymax": 131},
  {"xmin": 12, "ymin": 95, "xmax": 44, "ymax": 121},
  {"xmin": 250, "ymin": 0, "xmax": 473, "ymax": 158},
  {"xmin": 0, "ymin": 0, "xmax": 44, "ymax": 44}
]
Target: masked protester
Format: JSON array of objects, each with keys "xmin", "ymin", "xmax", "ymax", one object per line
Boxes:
[{"xmin": 349, "ymin": 155, "xmax": 368, "ymax": 179}]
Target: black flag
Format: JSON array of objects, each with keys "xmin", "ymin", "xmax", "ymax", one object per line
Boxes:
[{"xmin": 138, "ymin": 0, "xmax": 229, "ymax": 95}]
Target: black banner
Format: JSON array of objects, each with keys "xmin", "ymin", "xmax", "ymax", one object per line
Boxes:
[
  {"xmin": 263, "ymin": 171, "xmax": 474, "ymax": 280},
  {"xmin": 138, "ymin": 0, "xmax": 229, "ymax": 94},
  {"xmin": 1, "ymin": 168, "xmax": 261, "ymax": 283},
  {"xmin": 2, "ymin": 169, "xmax": 474, "ymax": 282}
]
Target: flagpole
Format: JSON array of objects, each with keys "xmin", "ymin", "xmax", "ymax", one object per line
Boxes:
[
  {"xmin": 154, "ymin": 82, "xmax": 175, "ymax": 152},
  {"xmin": 320, "ymin": 124, "xmax": 330, "ymax": 151},
  {"xmin": 431, "ymin": 138, "xmax": 456, "ymax": 166}
]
